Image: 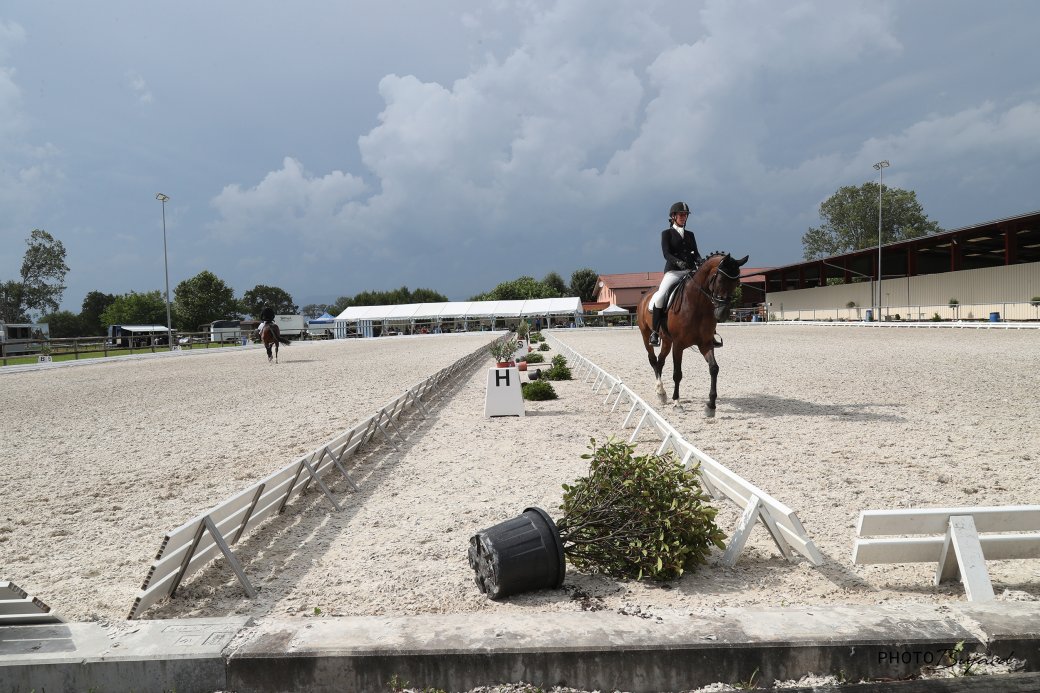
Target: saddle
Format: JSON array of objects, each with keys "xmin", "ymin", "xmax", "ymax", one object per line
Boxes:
[{"xmin": 654, "ymin": 270, "xmax": 724, "ymax": 349}]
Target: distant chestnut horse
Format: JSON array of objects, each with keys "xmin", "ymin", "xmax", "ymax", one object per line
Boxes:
[{"xmin": 637, "ymin": 252, "xmax": 748, "ymax": 414}]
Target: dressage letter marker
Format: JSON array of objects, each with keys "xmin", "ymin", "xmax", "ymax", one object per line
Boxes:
[{"xmin": 485, "ymin": 367, "xmax": 525, "ymax": 417}]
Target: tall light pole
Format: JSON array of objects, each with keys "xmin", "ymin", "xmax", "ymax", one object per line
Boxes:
[
  {"xmin": 872, "ymin": 160, "xmax": 889, "ymax": 321},
  {"xmin": 155, "ymin": 193, "xmax": 173, "ymax": 350}
]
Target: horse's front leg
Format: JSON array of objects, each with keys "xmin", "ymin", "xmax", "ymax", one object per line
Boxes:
[{"xmin": 704, "ymin": 348, "xmax": 720, "ymax": 416}]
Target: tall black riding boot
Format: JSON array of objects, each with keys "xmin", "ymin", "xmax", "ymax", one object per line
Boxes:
[{"xmin": 649, "ymin": 306, "xmax": 663, "ymax": 347}]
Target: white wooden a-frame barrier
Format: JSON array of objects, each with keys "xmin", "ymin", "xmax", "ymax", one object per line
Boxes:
[
  {"xmin": 548, "ymin": 335, "xmax": 823, "ymax": 568},
  {"xmin": 853, "ymin": 505, "xmax": 1040, "ymax": 602},
  {"xmin": 1, "ymin": 580, "xmax": 64, "ymax": 625},
  {"xmin": 128, "ymin": 343, "xmax": 486, "ymax": 619}
]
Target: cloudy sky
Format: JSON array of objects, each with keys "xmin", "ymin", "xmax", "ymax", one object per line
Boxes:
[{"xmin": 2, "ymin": 1, "xmax": 1038, "ymax": 312}]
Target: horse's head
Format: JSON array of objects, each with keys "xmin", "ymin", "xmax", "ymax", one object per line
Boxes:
[{"xmin": 698, "ymin": 252, "xmax": 749, "ymax": 321}]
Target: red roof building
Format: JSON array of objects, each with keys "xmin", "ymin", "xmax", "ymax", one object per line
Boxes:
[{"xmin": 596, "ymin": 268, "xmax": 769, "ymax": 314}]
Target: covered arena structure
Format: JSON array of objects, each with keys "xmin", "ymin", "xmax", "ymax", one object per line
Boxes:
[
  {"xmin": 333, "ymin": 296, "xmax": 584, "ymax": 337},
  {"xmin": 762, "ymin": 209, "xmax": 1040, "ymax": 321}
]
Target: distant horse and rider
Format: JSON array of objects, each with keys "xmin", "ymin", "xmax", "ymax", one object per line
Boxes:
[
  {"xmin": 257, "ymin": 306, "xmax": 291, "ymax": 363},
  {"xmin": 637, "ymin": 201, "xmax": 748, "ymax": 415}
]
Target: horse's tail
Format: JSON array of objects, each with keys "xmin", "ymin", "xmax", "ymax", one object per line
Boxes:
[{"xmin": 279, "ymin": 336, "xmax": 291, "ymax": 346}]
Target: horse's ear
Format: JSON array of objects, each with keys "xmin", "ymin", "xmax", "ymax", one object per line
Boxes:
[{"xmin": 736, "ymin": 255, "xmax": 749, "ymax": 267}]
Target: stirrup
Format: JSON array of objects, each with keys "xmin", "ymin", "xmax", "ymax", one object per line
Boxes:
[{"xmin": 649, "ymin": 331, "xmax": 661, "ymax": 347}]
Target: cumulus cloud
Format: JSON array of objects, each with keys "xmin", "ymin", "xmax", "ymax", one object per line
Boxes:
[
  {"xmin": 209, "ymin": 157, "xmax": 368, "ymax": 241},
  {"xmin": 206, "ymin": 0, "xmax": 1040, "ymax": 293}
]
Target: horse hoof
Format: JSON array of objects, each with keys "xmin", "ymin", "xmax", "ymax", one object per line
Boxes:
[{"xmin": 704, "ymin": 404, "xmax": 716, "ymax": 418}]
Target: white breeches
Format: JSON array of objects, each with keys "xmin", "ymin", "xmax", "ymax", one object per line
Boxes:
[{"xmin": 651, "ymin": 271, "xmax": 685, "ymax": 309}]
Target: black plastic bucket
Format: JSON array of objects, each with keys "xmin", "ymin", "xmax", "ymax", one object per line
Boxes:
[{"xmin": 467, "ymin": 506, "xmax": 565, "ymax": 599}]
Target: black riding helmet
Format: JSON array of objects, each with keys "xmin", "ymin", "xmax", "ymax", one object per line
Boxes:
[{"xmin": 669, "ymin": 201, "xmax": 690, "ymax": 224}]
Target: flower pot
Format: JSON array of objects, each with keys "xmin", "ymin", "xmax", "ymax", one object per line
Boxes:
[
  {"xmin": 468, "ymin": 506, "xmax": 565, "ymax": 599},
  {"xmin": 496, "ymin": 360, "xmax": 515, "ymax": 368},
  {"xmin": 517, "ymin": 361, "xmax": 527, "ymax": 371}
]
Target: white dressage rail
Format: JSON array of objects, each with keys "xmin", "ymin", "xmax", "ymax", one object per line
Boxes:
[
  {"xmin": 128, "ymin": 341, "xmax": 490, "ymax": 619},
  {"xmin": 853, "ymin": 505, "xmax": 1040, "ymax": 602},
  {"xmin": 546, "ymin": 333, "xmax": 823, "ymax": 568}
]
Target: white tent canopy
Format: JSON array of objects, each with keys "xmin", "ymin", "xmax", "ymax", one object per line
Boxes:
[
  {"xmin": 333, "ymin": 297, "xmax": 583, "ymax": 336},
  {"xmin": 599, "ymin": 304, "xmax": 630, "ymax": 315}
]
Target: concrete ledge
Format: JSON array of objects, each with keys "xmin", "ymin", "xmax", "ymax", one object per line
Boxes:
[
  {"xmin": 0, "ymin": 617, "xmax": 248, "ymax": 692},
  {"xmin": 2, "ymin": 605, "xmax": 1039, "ymax": 692}
]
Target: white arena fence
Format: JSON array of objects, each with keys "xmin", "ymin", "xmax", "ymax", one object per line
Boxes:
[
  {"xmin": 546, "ymin": 333, "xmax": 824, "ymax": 569},
  {"xmin": 128, "ymin": 337, "xmax": 499, "ymax": 619},
  {"xmin": 738, "ymin": 320, "xmax": 1040, "ymax": 330}
]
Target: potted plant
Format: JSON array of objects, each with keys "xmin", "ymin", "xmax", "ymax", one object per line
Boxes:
[
  {"xmin": 488, "ymin": 338, "xmax": 519, "ymax": 367},
  {"xmin": 468, "ymin": 438, "xmax": 725, "ymax": 599},
  {"xmin": 516, "ymin": 355, "xmax": 528, "ymax": 372}
]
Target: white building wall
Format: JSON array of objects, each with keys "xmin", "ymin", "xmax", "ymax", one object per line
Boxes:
[{"xmin": 766, "ymin": 262, "xmax": 1040, "ymax": 321}]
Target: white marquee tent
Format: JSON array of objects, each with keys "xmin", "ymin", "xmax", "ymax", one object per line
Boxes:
[{"xmin": 333, "ymin": 297, "xmax": 584, "ymax": 338}]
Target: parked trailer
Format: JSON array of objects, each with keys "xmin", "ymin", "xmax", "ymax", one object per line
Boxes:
[
  {"xmin": 273, "ymin": 314, "xmax": 307, "ymax": 339},
  {"xmin": 209, "ymin": 319, "xmax": 243, "ymax": 342},
  {"xmin": 0, "ymin": 322, "xmax": 50, "ymax": 357},
  {"xmin": 107, "ymin": 325, "xmax": 171, "ymax": 348}
]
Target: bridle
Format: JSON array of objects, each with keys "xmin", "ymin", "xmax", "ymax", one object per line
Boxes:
[{"xmin": 697, "ymin": 257, "xmax": 738, "ymax": 312}]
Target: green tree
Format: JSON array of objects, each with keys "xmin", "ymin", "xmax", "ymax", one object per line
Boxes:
[
  {"xmin": 301, "ymin": 303, "xmax": 333, "ymax": 318},
  {"xmin": 347, "ymin": 286, "xmax": 447, "ymax": 306},
  {"xmin": 39, "ymin": 310, "xmax": 85, "ymax": 338},
  {"xmin": 241, "ymin": 284, "xmax": 297, "ymax": 318},
  {"xmin": 541, "ymin": 271, "xmax": 568, "ymax": 297},
  {"xmin": 569, "ymin": 268, "xmax": 599, "ymax": 303},
  {"xmin": 0, "ymin": 281, "xmax": 27, "ymax": 323},
  {"xmin": 1, "ymin": 229, "xmax": 70, "ymax": 322},
  {"xmin": 472, "ymin": 276, "xmax": 560, "ymax": 301},
  {"xmin": 100, "ymin": 290, "xmax": 170, "ymax": 327},
  {"xmin": 80, "ymin": 291, "xmax": 116, "ymax": 336},
  {"xmin": 174, "ymin": 271, "xmax": 239, "ymax": 330},
  {"xmin": 802, "ymin": 182, "xmax": 942, "ymax": 259}
]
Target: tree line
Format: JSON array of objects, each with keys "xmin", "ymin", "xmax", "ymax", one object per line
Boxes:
[
  {"xmin": 1, "ymin": 230, "xmax": 602, "ymax": 338},
  {"xmin": 3, "ymin": 181, "xmax": 940, "ymax": 338}
]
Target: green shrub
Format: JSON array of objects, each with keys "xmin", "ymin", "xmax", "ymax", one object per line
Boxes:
[
  {"xmin": 543, "ymin": 354, "xmax": 572, "ymax": 380},
  {"xmin": 557, "ymin": 439, "xmax": 725, "ymax": 581},
  {"xmin": 931, "ymin": 312, "xmax": 942, "ymax": 322},
  {"xmin": 521, "ymin": 380, "xmax": 557, "ymax": 400},
  {"xmin": 538, "ymin": 342, "xmax": 550, "ymax": 352},
  {"xmin": 524, "ymin": 352, "xmax": 545, "ymax": 364},
  {"xmin": 530, "ymin": 331, "xmax": 544, "ymax": 342}
]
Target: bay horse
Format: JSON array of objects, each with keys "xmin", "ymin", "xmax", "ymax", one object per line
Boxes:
[
  {"xmin": 637, "ymin": 252, "xmax": 749, "ymax": 415},
  {"xmin": 259, "ymin": 322, "xmax": 291, "ymax": 363}
]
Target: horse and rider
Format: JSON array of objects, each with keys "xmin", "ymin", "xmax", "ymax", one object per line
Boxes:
[
  {"xmin": 639, "ymin": 201, "xmax": 747, "ymax": 414},
  {"xmin": 257, "ymin": 306, "xmax": 291, "ymax": 362}
]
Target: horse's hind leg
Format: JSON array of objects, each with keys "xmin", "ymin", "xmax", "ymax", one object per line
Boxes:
[
  {"xmin": 274, "ymin": 343, "xmax": 279, "ymax": 364},
  {"xmin": 670, "ymin": 346, "xmax": 683, "ymax": 405},
  {"xmin": 266, "ymin": 343, "xmax": 273, "ymax": 362}
]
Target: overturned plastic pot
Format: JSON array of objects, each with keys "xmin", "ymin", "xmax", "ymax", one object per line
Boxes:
[{"xmin": 467, "ymin": 506, "xmax": 565, "ymax": 599}]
